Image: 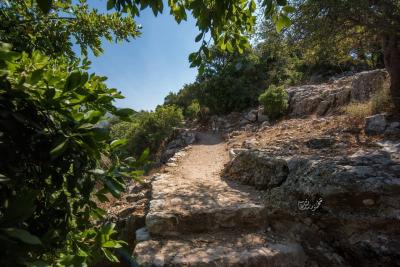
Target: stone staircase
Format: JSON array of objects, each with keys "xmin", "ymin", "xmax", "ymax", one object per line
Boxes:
[{"xmin": 132, "ymin": 133, "xmax": 306, "ymax": 266}]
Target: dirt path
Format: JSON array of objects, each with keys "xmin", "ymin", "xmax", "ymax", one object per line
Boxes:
[
  {"xmin": 173, "ymin": 132, "xmax": 228, "ymax": 183},
  {"xmin": 171, "ymin": 133, "xmax": 229, "ymax": 182},
  {"xmin": 156, "ymin": 131, "xmax": 264, "ymax": 216}
]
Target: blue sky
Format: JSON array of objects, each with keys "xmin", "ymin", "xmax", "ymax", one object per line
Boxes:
[{"xmin": 82, "ymin": 1, "xmax": 200, "ymax": 111}]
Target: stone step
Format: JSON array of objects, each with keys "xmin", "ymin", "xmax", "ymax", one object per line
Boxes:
[
  {"xmin": 133, "ymin": 230, "xmax": 306, "ymax": 267},
  {"xmin": 146, "ymin": 202, "xmax": 266, "ymax": 236},
  {"xmin": 146, "ymin": 174, "xmax": 266, "ymax": 236}
]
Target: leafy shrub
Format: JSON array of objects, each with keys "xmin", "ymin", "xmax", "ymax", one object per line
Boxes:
[
  {"xmin": 165, "ymin": 48, "xmax": 269, "ymax": 115},
  {"xmin": 0, "ymin": 44, "xmax": 142, "ymax": 266},
  {"xmin": 258, "ymin": 85, "xmax": 289, "ymax": 119},
  {"xmin": 111, "ymin": 105, "xmax": 183, "ymax": 158},
  {"xmin": 186, "ymin": 100, "xmax": 201, "ymax": 120}
]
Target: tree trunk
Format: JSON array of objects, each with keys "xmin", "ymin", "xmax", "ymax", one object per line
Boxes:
[{"xmin": 383, "ymin": 34, "xmax": 400, "ymax": 114}]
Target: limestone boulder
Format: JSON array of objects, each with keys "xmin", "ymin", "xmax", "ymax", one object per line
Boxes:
[
  {"xmin": 287, "ymin": 69, "xmax": 389, "ymax": 117},
  {"xmin": 223, "ymin": 150, "xmax": 289, "ymax": 190}
]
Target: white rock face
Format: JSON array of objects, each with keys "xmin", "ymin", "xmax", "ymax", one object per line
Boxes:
[{"xmin": 286, "ymin": 69, "xmax": 389, "ymax": 117}]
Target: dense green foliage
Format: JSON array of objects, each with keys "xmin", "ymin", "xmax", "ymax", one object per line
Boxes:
[
  {"xmin": 1, "ymin": 0, "xmax": 293, "ymax": 265},
  {"xmin": 0, "ymin": 44, "xmax": 145, "ymax": 266},
  {"xmin": 0, "ymin": 0, "xmax": 140, "ymax": 59},
  {"xmin": 258, "ymin": 85, "xmax": 289, "ymax": 119},
  {"xmin": 2, "ymin": 0, "xmax": 399, "ymax": 265},
  {"xmin": 165, "ymin": 48, "xmax": 269, "ymax": 115},
  {"xmin": 111, "ymin": 105, "xmax": 183, "ymax": 158}
]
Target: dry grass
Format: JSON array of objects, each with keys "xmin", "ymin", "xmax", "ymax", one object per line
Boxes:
[
  {"xmin": 342, "ymin": 102, "xmax": 372, "ymax": 124},
  {"xmin": 342, "ymin": 86, "xmax": 394, "ymax": 123}
]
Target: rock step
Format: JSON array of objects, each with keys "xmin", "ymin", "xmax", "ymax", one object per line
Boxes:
[
  {"xmin": 133, "ymin": 230, "xmax": 306, "ymax": 267},
  {"xmin": 146, "ymin": 173, "xmax": 266, "ymax": 236},
  {"xmin": 146, "ymin": 203, "xmax": 266, "ymax": 236}
]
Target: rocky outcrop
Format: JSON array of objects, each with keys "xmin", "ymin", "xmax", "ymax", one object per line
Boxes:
[
  {"xmin": 223, "ymin": 150, "xmax": 289, "ymax": 190},
  {"xmin": 287, "ymin": 69, "xmax": 389, "ymax": 117},
  {"xmin": 223, "ymin": 142, "xmax": 400, "ymax": 266}
]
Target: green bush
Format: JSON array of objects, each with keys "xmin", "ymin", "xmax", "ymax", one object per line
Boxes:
[
  {"xmin": 110, "ymin": 105, "xmax": 183, "ymax": 158},
  {"xmin": 164, "ymin": 48, "xmax": 268, "ymax": 115},
  {"xmin": 186, "ymin": 100, "xmax": 201, "ymax": 120},
  {"xmin": 0, "ymin": 44, "xmax": 143, "ymax": 266},
  {"xmin": 258, "ymin": 85, "xmax": 289, "ymax": 119}
]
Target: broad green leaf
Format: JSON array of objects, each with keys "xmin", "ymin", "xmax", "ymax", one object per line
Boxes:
[
  {"xmin": 2, "ymin": 228, "xmax": 42, "ymax": 245},
  {"xmin": 91, "ymin": 207, "xmax": 107, "ymax": 220},
  {"xmin": 226, "ymin": 42, "xmax": 234, "ymax": 53},
  {"xmin": 96, "ymin": 193, "xmax": 109, "ymax": 203},
  {"xmin": 101, "ymin": 223, "xmax": 116, "ymax": 238},
  {"xmin": 80, "ymin": 72, "xmax": 89, "ymax": 86},
  {"xmin": 110, "ymin": 139, "xmax": 128, "ymax": 149},
  {"xmin": 264, "ymin": 0, "xmax": 274, "ymax": 15},
  {"xmin": 195, "ymin": 33, "xmax": 203, "ymax": 42},
  {"xmin": 50, "ymin": 139, "xmax": 68, "ymax": 158},
  {"xmin": 104, "ymin": 180, "xmax": 121, "ymax": 198},
  {"xmin": 249, "ymin": 0, "xmax": 256, "ymax": 12},
  {"xmin": 76, "ymin": 245, "xmax": 89, "ymax": 257},
  {"xmin": 102, "ymin": 240, "xmax": 122, "ymax": 248},
  {"xmin": 32, "ymin": 51, "xmax": 48, "ymax": 68},
  {"xmin": 138, "ymin": 148, "xmax": 150, "ymax": 164},
  {"xmin": 276, "ymin": 14, "xmax": 291, "ymax": 32},
  {"xmin": 188, "ymin": 52, "xmax": 197, "ymax": 62},
  {"xmin": 101, "ymin": 248, "xmax": 119, "ymax": 262},
  {"xmin": 64, "ymin": 71, "xmax": 82, "ymax": 91},
  {"xmin": 83, "ymin": 110, "xmax": 103, "ymax": 123}
]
